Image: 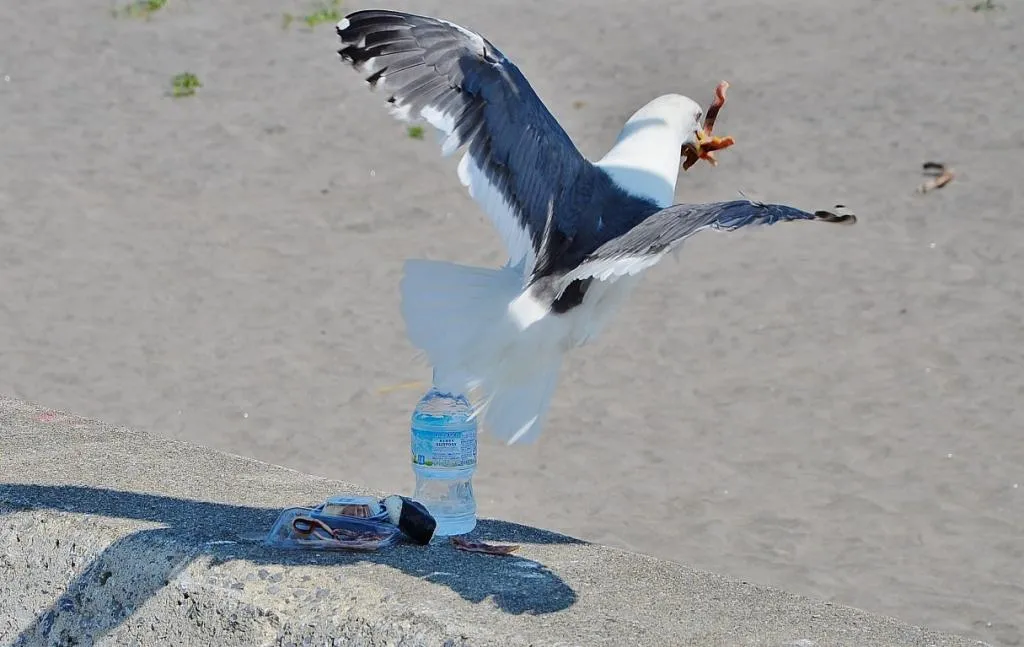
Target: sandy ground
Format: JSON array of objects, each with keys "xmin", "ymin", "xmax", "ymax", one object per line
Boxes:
[{"xmin": 1, "ymin": 0, "xmax": 1021, "ymax": 643}]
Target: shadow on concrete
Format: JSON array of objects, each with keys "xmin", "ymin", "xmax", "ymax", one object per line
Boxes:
[{"xmin": 1, "ymin": 484, "xmax": 581, "ymax": 645}]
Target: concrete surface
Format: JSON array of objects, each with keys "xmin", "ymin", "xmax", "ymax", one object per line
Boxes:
[
  {"xmin": 0, "ymin": 396, "xmax": 987, "ymax": 647},
  {"xmin": 1, "ymin": 2, "xmax": 1022, "ymax": 644}
]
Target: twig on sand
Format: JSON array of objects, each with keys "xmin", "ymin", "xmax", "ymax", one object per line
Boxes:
[
  {"xmin": 376, "ymin": 380, "xmax": 428, "ymax": 395},
  {"xmin": 917, "ymin": 161, "xmax": 955, "ymax": 194}
]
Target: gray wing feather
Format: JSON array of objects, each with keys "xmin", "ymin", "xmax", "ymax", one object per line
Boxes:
[
  {"xmin": 553, "ymin": 200, "xmax": 856, "ymax": 289},
  {"xmin": 597, "ymin": 200, "xmax": 853, "ymax": 257},
  {"xmin": 336, "ymin": 10, "xmax": 595, "ymax": 267}
]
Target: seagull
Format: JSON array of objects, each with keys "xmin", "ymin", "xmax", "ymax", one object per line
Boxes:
[{"xmin": 334, "ymin": 10, "xmax": 855, "ymax": 445}]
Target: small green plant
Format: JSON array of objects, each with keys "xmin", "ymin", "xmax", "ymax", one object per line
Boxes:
[
  {"xmin": 283, "ymin": 0, "xmax": 342, "ymax": 30},
  {"xmin": 114, "ymin": 0, "xmax": 167, "ymax": 19},
  {"xmin": 304, "ymin": 1, "xmax": 341, "ymax": 28},
  {"xmin": 406, "ymin": 125, "xmax": 425, "ymax": 140},
  {"xmin": 170, "ymin": 72, "xmax": 201, "ymax": 98}
]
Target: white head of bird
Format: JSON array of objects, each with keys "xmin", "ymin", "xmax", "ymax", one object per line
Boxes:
[{"xmin": 594, "ymin": 93, "xmax": 714, "ymax": 208}]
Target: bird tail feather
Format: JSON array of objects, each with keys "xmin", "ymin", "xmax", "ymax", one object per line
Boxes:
[{"xmin": 399, "ymin": 258, "xmax": 563, "ymax": 444}]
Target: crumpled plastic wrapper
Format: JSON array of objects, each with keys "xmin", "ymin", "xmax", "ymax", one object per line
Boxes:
[{"xmin": 265, "ymin": 494, "xmax": 436, "ymax": 552}]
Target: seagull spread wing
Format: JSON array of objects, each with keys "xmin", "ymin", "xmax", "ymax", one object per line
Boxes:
[
  {"xmin": 336, "ymin": 10, "xmax": 595, "ymax": 275},
  {"xmin": 550, "ymin": 200, "xmax": 856, "ymax": 292}
]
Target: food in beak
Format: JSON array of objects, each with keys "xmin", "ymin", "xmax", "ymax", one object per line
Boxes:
[{"xmin": 682, "ymin": 81, "xmax": 736, "ymax": 170}]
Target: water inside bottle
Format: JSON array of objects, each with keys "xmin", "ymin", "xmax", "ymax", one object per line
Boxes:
[{"xmin": 411, "ymin": 385, "xmax": 478, "ymax": 536}]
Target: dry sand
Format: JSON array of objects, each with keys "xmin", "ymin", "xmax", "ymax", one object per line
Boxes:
[{"xmin": 1, "ymin": 0, "xmax": 1021, "ymax": 644}]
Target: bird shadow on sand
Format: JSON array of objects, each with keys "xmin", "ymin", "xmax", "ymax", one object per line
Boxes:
[{"xmin": 0, "ymin": 484, "xmax": 581, "ymax": 645}]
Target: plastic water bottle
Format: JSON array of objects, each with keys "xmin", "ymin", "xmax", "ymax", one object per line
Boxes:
[{"xmin": 410, "ymin": 377, "xmax": 478, "ymax": 537}]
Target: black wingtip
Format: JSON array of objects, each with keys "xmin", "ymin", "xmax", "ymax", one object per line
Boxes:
[{"xmin": 813, "ymin": 205, "xmax": 858, "ymax": 225}]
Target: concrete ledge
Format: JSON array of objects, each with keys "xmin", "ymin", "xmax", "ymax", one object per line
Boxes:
[{"xmin": 0, "ymin": 395, "xmax": 981, "ymax": 647}]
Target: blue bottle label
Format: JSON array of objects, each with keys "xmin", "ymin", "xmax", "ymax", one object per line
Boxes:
[{"xmin": 411, "ymin": 427, "xmax": 477, "ymax": 469}]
